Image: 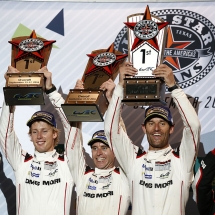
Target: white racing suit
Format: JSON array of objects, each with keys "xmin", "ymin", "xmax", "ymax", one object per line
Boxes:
[
  {"xmin": 0, "ymin": 102, "xmax": 78, "ymax": 215},
  {"xmin": 48, "ymin": 90, "xmax": 130, "ymax": 215},
  {"xmin": 104, "ymin": 84, "xmax": 200, "ymax": 215}
]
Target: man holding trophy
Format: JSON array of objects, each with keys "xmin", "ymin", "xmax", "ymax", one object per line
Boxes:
[
  {"xmin": 0, "ymin": 31, "xmax": 79, "ymax": 215},
  {"xmin": 40, "ymin": 66, "xmax": 130, "ymax": 215},
  {"xmin": 0, "ymin": 66, "xmax": 76, "ymax": 215},
  {"xmin": 104, "ymin": 62, "xmax": 201, "ymax": 215},
  {"xmin": 104, "ymin": 6, "xmax": 200, "ymax": 214}
]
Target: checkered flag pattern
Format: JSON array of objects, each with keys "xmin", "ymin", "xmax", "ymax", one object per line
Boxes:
[{"xmin": 114, "ymin": 26, "xmax": 128, "ymax": 51}]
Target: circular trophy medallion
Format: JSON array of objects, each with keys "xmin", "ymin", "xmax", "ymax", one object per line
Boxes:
[
  {"xmin": 93, "ymin": 52, "xmax": 116, "ymax": 67},
  {"xmin": 19, "ymin": 38, "xmax": 44, "ymax": 52},
  {"xmin": 134, "ymin": 20, "xmax": 158, "ymax": 40}
]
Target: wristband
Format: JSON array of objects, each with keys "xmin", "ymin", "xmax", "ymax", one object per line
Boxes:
[
  {"xmin": 45, "ymin": 84, "xmax": 56, "ymax": 94},
  {"xmin": 168, "ymin": 83, "xmax": 180, "ymax": 92}
]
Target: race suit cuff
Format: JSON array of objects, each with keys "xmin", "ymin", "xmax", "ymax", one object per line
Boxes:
[{"xmin": 47, "ymin": 90, "xmax": 59, "ymax": 98}]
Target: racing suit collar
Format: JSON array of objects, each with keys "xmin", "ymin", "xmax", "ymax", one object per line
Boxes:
[
  {"xmin": 147, "ymin": 146, "xmax": 172, "ymax": 160},
  {"xmin": 94, "ymin": 166, "xmax": 115, "ymax": 175},
  {"xmin": 34, "ymin": 149, "xmax": 57, "ymax": 162}
]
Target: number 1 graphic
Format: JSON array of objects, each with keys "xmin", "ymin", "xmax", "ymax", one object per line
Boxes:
[{"xmin": 141, "ymin": 49, "xmax": 146, "ymax": 64}]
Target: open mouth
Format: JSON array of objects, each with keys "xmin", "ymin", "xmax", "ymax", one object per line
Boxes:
[
  {"xmin": 36, "ymin": 141, "xmax": 45, "ymax": 146},
  {"xmin": 152, "ymin": 133, "xmax": 162, "ymax": 141},
  {"xmin": 97, "ymin": 157, "xmax": 105, "ymax": 162}
]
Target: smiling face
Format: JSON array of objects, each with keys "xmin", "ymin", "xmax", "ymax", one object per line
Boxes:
[
  {"xmin": 142, "ymin": 117, "xmax": 174, "ymax": 151},
  {"xmin": 30, "ymin": 121, "xmax": 57, "ymax": 153},
  {"xmin": 91, "ymin": 142, "xmax": 115, "ymax": 169}
]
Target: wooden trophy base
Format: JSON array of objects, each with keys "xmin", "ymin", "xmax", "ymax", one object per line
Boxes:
[
  {"xmin": 122, "ymin": 77, "xmax": 167, "ymax": 106},
  {"xmin": 4, "ymin": 73, "xmax": 45, "ymax": 106},
  {"xmin": 61, "ymin": 89, "xmax": 108, "ymax": 122},
  {"xmin": 3, "ymin": 87, "xmax": 45, "ymax": 106}
]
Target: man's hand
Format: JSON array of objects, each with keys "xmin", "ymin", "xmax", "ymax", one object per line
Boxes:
[
  {"xmin": 152, "ymin": 64, "xmax": 175, "ymax": 87},
  {"xmin": 118, "ymin": 62, "xmax": 138, "ymax": 87},
  {"xmin": 37, "ymin": 66, "xmax": 53, "ymax": 90},
  {"xmin": 4, "ymin": 66, "xmax": 20, "ymax": 80},
  {"xmin": 100, "ymin": 79, "xmax": 116, "ymax": 102},
  {"xmin": 74, "ymin": 79, "xmax": 84, "ymax": 89}
]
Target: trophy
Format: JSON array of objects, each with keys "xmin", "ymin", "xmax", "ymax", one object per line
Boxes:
[
  {"xmin": 122, "ymin": 5, "xmax": 169, "ymax": 106},
  {"xmin": 61, "ymin": 43, "xmax": 127, "ymax": 122},
  {"xmin": 4, "ymin": 30, "xmax": 56, "ymax": 105}
]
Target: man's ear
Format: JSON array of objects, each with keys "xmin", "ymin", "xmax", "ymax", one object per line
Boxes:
[
  {"xmin": 141, "ymin": 124, "xmax": 146, "ymax": 134},
  {"xmin": 53, "ymin": 132, "xmax": 57, "ymax": 139},
  {"xmin": 169, "ymin": 125, "xmax": 174, "ymax": 134}
]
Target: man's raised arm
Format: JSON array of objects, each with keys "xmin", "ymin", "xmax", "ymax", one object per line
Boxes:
[
  {"xmin": 39, "ymin": 67, "xmax": 85, "ymax": 185},
  {"xmin": 104, "ymin": 62, "xmax": 140, "ymax": 174},
  {"xmin": 0, "ymin": 66, "xmax": 24, "ymax": 171},
  {"xmin": 153, "ymin": 64, "xmax": 200, "ymax": 173}
]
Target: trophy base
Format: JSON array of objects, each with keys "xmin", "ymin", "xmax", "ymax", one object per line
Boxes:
[
  {"xmin": 3, "ymin": 87, "xmax": 45, "ymax": 106},
  {"xmin": 61, "ymin": 104, "xmax": 104, "ymax": 122},
  {"xmin": 123, "ymin": 77, "xmax": 166, "ymax": 106},
  {"xmin": 62, "ymin": 89, "xmax": 108, "ymax": 122}
]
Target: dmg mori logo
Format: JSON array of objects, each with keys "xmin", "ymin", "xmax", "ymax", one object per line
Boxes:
[{"xmin": 114, "ymin": 9, "xmax": 215, "ymax": 89}]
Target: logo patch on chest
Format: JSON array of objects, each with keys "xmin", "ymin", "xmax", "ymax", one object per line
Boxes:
[
  {"xmin": 155, "ymin": 160, "xmax": 171, "ymax": 171},
  {"xmin": 44, "ymin": 161, "xmax": 58, "ymax": 170}
]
